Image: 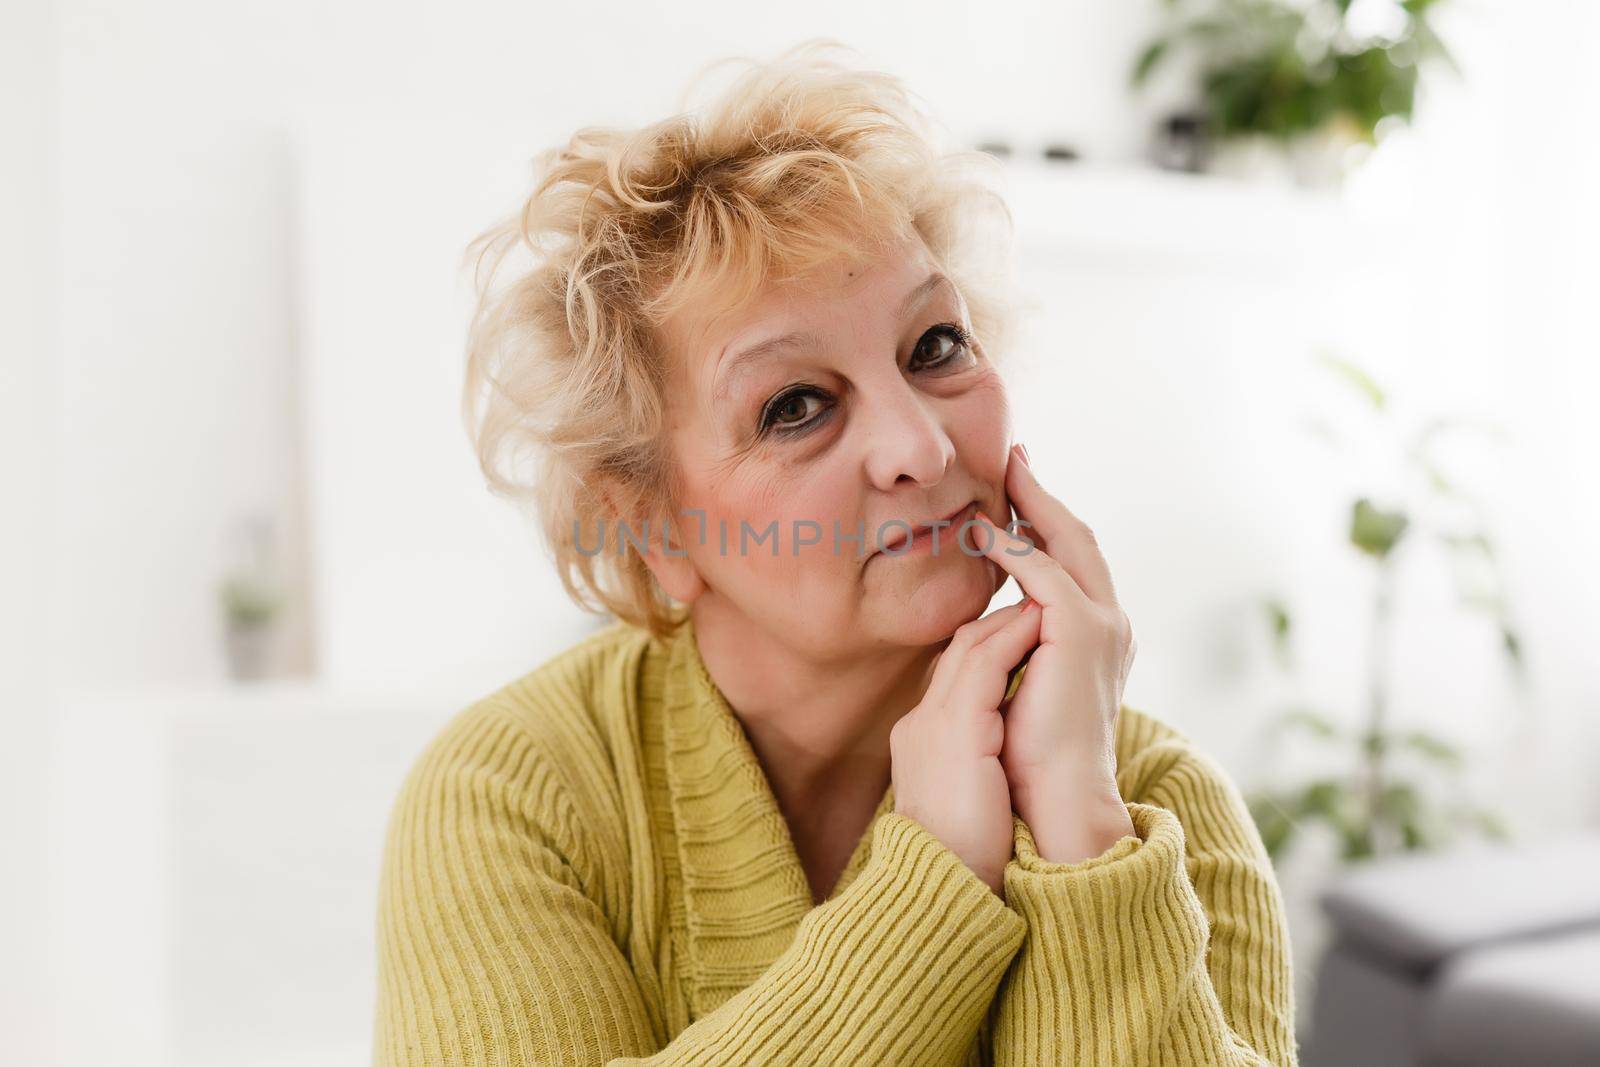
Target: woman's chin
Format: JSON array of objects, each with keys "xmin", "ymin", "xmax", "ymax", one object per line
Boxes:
[{"xmin": 869, "ymin": 554, "xmax": 1001, "ymax": 643}]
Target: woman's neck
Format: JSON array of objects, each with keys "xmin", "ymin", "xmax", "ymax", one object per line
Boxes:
[{"xmin": 688, "ymin": 597, "xmax": 938, "ymax": 814}]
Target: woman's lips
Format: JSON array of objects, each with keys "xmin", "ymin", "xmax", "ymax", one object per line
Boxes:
[{"xmin": 877, "ymin": 500, "xmax": 979, "ymax": 557}]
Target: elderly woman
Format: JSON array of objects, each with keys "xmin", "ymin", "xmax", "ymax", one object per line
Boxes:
[{"xmin": 373, "ymin": 40, "xmax": 1298, "ymax": 1067}]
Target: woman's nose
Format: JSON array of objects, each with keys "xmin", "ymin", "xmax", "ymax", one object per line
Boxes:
[{"xmin": 859, "ymin": 381, "xmax": 956, "ymax": 490}]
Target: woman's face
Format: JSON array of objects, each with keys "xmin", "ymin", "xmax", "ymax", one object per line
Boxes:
[{"xmin": 651, "ymin": 230, "xmax": 1014, "ymax": 658}]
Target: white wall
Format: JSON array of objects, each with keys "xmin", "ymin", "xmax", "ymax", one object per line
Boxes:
[
  {"xmin": 53, "ymin": 0, "xmax": 1178, "ymax": 692},
  {"xmin": 1333, "ymin": 1, "xmax": 1600, "ymax": 833},
  {"xmin": 1, "ymin": 3, "xmax": 61, "ymax": 1063},
  {"xmin": 56, "ymin": 118, "xmax": 316, "ymax": 685}
]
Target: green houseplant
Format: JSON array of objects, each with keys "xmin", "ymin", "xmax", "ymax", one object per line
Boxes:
[
  {"xmin": 1244, "ymin": 354, "xmax": 1523, "ymax": 864},
  {"xmin": 1132, "ymin": 0, "xmax": 1460, "ymax": 182},
  {"xmin": 219, "ymin": 571, "xmax": 284, "ymax": 682},
  {"xmin": 218, "ymin": 513, "xmax": 287, "ymax": 682}
]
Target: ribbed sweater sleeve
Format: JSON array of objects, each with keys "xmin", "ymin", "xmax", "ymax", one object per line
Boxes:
[
  {"xmin": 372, "ymin": 702, "xmax": 1029, "ymax": 1067},
  {"xmin": 988, "ymin": 742, "xmax": 1300, "ymax": 1066}
]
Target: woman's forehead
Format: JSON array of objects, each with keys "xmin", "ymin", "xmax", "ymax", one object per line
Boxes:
[{"xmin": 671, "ymin": 237, "xmax": 943, "ymax": 385}]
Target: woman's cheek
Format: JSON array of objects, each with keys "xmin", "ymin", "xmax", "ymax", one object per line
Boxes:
[{"xmin": 960, "ymin": 376, "xmax": 1013, "ymax": 483}]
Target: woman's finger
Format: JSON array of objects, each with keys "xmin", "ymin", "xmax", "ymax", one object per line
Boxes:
[
  {"xmin": 942, "ymin": 601, "xmax": 1042, "ymax": 716},
  {"xmin": 922, "ymin": 598, "xmax": 1030, "ymax": 709},
  {"xmin": 965, "ymin": 508, "xmax": 1090, "ymax": 613},
  {"xmin": 1006, "ymin": 444, "xmax": 1120, "ymax": 608}
]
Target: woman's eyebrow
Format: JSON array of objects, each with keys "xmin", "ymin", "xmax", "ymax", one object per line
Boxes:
[
  {"xmin": 710, "ymin": 272, "xmax": 955, "ymax": 405},
  {"xmin": 713, "ymin": 330, "xmax": 825, "ymax": 406},
  {"xmin": 899, "ymin": 271, "xmax": 954, "ymax": 321}
]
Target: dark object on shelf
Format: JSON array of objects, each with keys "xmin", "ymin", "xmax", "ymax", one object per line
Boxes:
[
  {"xmin": 1152, "ymin": 111, "xmax": 1209, "ymax": 173},
  {"xmin": 1041, "ymin": 142, "xmax": 1080, "ymax": 162},
  {"xmin": 973, "ymin": 140, "xmax": 1014, "ymax": 159},
  {"xmin": 1152, "ymin": 111, "xmax": 1211, "ymax": 173}
]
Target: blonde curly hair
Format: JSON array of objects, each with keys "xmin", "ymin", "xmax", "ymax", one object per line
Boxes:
[{"xmin": 460, "ymin": 38, "xmax": 1022, "ymax": 642}]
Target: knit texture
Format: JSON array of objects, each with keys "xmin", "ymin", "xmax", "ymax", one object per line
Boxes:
[{"xmin": 373, "ymin": 616, "xmax": 1299, "ymax": 1065}]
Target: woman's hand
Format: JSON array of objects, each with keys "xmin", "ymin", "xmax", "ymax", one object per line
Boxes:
[
  {"xmin": 891, "ymin": 598, "xmax": 1043, "ymax": 896},
  {"xmin": 972, "ymin": 443, "xmax": 1138, "ymax": 865}
]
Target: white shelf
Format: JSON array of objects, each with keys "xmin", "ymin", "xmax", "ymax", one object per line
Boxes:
[
  {"xmin": 53, "ymin": 674, "xmax": 492, "ymax": 724},
  {"xmin": 50, "ymin": 680, "xmax": 457, "ymax": 1067},
  {"xmin": 991, "ymin": 160, "xmax": 1357, "ymax": 272}
]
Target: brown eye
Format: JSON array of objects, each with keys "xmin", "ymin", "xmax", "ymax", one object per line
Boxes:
[
  {"xmin": 912, "ymin": 323, "xmax": 976, "ymax": 370},
  {"xmin": 772, "ymin": 392, "xmax": 815, "ymax": 426},
  {"xmin": 760, "ymin": 388, "xmax": 829, "ymax": 435}
]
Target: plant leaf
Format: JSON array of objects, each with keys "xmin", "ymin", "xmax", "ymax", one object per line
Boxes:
[
  {"xmin": 1502, "ymin": 625, "xmax": 1524, "ymax": 668},
  {"xmin": 1270, "ymin": 707, "xmax": 1344, "ymax": 742},
  {"xmin": 1350, "ymin": 498, "xmax": 1410, "ymax": 558},
  {"xmin": 1247, "ymin": 790, "xmax": 1299, "ymax": 861},
  {"xmin": 1262, "ymin": 596, "xmax": 1293, "ymax": 660},
  {"xmin": 1361, "ymin": 729, "xmax": 1390, "ymax": 758},
  {"xmin": 1469, "ymin": 806, "xmax": 1514, "ymax": 841},
  {"xmin": 1438, "ymin": 531, "xmax": 1493, "ymax": 557},
  {"xmin": 1318, "ymin": 352, "xmax": 1387, "ymax": 411},
  {"xmin": 1421, "ymin": 461, "xmax": 1455, "ymax": 495},
  {"xmin": 1132, "ymin": 38, "xmax": 1172, "ymax": 87},
  {"xmin": 1297, "ymin": 778, "xmax": 1351, "ymax": 821},
  {"xmin": 1398, "ymin": 730, "xmax": 1463, "ymax": 770}
]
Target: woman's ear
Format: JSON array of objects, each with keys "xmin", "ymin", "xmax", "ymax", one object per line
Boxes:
[
  {"xmin": 596, "ymin": 479, "xmax": 707, "ymax": 605},
  {"xmin": 640, "ymin": 517, "xmax": 708, "ymax": 605}
]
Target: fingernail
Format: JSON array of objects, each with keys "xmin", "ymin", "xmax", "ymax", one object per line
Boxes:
[{"xmin": 1015, "ymin": 442, "xmax": 1031, "ymax": 467}]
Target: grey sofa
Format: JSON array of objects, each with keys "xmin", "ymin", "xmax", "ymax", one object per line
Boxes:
[{"xmin": 1301, "ymin": 831, "xmax": 1600, "ymax": 1066}]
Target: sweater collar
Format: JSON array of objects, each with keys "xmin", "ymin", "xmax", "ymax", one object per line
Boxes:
[{"xmin": 660, "ymin": 613, "xmax": 895, "ymax": 1014}]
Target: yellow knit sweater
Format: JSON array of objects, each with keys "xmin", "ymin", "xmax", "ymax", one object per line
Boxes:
[{"xmin": 373, "ymin": 616, "xmax": 1299, "ymax": 1065}]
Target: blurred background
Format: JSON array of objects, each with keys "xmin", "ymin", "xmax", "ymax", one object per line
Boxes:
[{"xmin": 4, "ymin": 1, "xmax": 1598, "ymax": 1065}]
